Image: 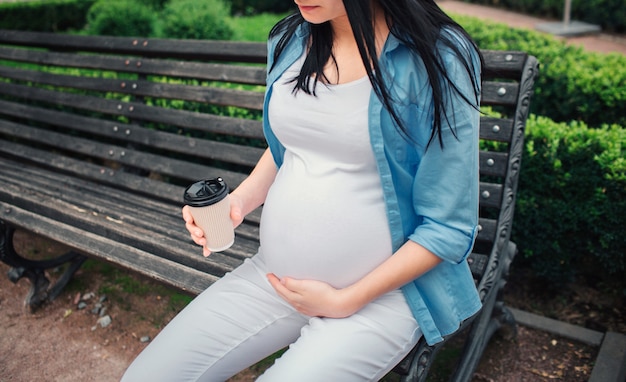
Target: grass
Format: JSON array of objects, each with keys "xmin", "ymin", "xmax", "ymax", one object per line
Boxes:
[
  {"xmin": 70, "ymin": 258, "xmax": 193, "ymax": 315},
  {"xmin": 228, "ymin": 12, "xmax": 287, "ymax": 42}
]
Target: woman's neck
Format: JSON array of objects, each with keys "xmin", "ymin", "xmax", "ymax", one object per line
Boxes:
[
  {"xmin": 325, "ymin": 5, "xmax": 389, "ymax": 84},
  {"xmin": 330, "ymin": 3, "xmax": 389, "ymax": 50}
]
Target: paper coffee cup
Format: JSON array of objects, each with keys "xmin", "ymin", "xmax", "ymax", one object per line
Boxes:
[{"xmin": 183, "ymin": 177, "xmax": 234, "ymax": 252}]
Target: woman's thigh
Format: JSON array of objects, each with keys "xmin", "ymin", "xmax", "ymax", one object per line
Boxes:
[
  {"xmin": 258, "ymin": 289, "xmax": 421, "ymax": 382},
  {"xmin": 121, "ymin": 256, "xmax": 308, "ymax": 382}
]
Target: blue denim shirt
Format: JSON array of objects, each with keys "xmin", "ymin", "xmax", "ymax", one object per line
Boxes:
[{"xmin": 262, "ymin": 24, "xmax": 482, "ymax": 345}]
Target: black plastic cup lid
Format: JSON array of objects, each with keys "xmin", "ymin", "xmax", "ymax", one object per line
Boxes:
[{"xmin": 183, "ymin": 177, "xmax": 229, "ymax": 207}]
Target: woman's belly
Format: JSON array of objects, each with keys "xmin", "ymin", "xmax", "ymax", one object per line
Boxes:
[{"xmin": 258, "ymin": 152, "xmax": 393, "ymax": 289}]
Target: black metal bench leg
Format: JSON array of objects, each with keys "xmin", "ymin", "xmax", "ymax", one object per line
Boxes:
[
  {"xmin": 7, "ymin": 266, "xmax": 50, "ymax": 310},
  {"xmin": 0, "ymin": 220, "xmax": 87, "ymax": 311},
  {"xmin": 450, "ymin": 242, "xmax": 519, "ymax": 382},
  {"xmin": 450, "ymin": 279, "xmax": 507, "ymax": 382},
  {"xmin": 399, "ymin": 341, "xmax": 442, "ymax": 382},
  {"xmin": 47, "ymin": 253, "xmax": 88, "ymax": 301}
]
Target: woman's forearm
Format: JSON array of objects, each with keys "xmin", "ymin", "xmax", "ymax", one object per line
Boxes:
[
  {"xmin": 231, "ymin": 148, "xmax": 278, "ymax": 217},
  {"xmin": 267, "ymin": 240, "xmax": 443, "ymax": 318},
  {"xmin": 344, "ymin": 241, "xmax": 442, "ymax": 312}
]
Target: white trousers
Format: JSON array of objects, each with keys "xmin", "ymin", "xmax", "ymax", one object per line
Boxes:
[{"xmin": 121, "ymin": 255, "xmax": 421, "ymax": 382}]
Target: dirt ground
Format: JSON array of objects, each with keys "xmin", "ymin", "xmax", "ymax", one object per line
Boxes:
[{"xmin": 2, "ymin": 230, "xmax": 622, "ymax": 381}]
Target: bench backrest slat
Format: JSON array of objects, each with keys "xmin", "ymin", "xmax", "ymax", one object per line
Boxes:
[
  {"xmin": 0, "ymin": 119, "xmax": 253, "ymax": 188},
  {"xmin": 0, "ymin": 30, "xmax": 268, "ymax": 62},
  {"xmin": 0, "ymin": 65, "xmax": 264, "ymax": 109},
  {"xmin": 0, "ymin": 82, "xmax": 264, "ymax": 139},
  {"xmin": 0, "ymin": 139, "xmax": 181, "ymax": 203},
  {"xmin": 481, "ymin": 82, "xmax": 520, "ymax": 106},
  {"xmin": 479, "ymin": 117, "xmax": 514, "ymax": 142},
  {"xmin": 479, "ymin": 151, "xmax": 509, "ymax": 178},
  {"xmin": 0, "ymin": 47, "xmax": 267, "ymax": 84},
  {"xmin": 481, "ymin": 50, "xmax": 529, "ymax": 78},
  {"xmin": 0, "ymin": 99, "xmax": 264, "ymax": 168}
]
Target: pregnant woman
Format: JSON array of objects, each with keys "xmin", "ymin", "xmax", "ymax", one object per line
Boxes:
[{"xmin": 122, "ymin": 0, "xmax": 483, "ymax": 380}]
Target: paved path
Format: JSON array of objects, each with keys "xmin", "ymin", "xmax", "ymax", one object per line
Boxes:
[{"xmin": 438, "ymin": 0, "xmax": 626, "ymax": 55}]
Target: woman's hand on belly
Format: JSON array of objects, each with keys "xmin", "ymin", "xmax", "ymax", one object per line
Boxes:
[
  {"xmin": 266, "ymin": 273, "xmax": 361, "ymax": 318},
  {"xmin": 266, "ymin": 241, "xmax": 444, "ymax": 318}
]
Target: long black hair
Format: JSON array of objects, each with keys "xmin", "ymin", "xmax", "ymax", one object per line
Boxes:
[{"xmin": 269, "ymin": 0, "xmax": 483, "ymax": 148}]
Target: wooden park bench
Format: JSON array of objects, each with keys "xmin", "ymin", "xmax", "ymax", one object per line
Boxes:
[{"xmin": 0, "ymin": 29, "xmax": 538, "ymax": 381}]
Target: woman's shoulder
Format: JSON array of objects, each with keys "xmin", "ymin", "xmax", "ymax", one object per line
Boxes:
[
  {"xmin": 384, "ymin": 26, "xmax": 476, "ymax": 61},
  {"xmin": 267, "ymin": 19, "xmax": 308, "ymax": 59},
  {"xmin": 268, "ymin": 15, "xmax": 308, "ymax": 48},
  {"xmin": 436, "ymin": 27, "xmax": 479, "ymax": 61}
]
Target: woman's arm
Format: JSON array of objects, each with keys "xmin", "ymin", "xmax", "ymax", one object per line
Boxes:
[
  {"xmin": 183, "ymin": 148, "xmax": 277, "ymax": 257},
  {"xmin": 230, "ymin": 148, "xmax": 278, "ymax": 218},
  {"xmin": 268, "ymin": 240, "xmax": 441, "ymax": 318}
]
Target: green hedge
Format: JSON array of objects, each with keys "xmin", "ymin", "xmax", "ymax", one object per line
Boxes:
[
  {"xmin": 226, "ymin": 0, "xmax": 294, "ymax": 16},
  {"xmin": 514, "ymin": 116, "xmax": 625, "ymax": 286},
  {"xmin": 454, "ymin": 15, "xmax": 626, "ymax": 128},
  {"xmin": 0, "ymin": 0, "xmax": 96, "ymax": 32},
  {"xmin": 464, "ymin": 0, "xmax": 625, "ymax": 33},
  {"xmin": 160, "ymin": 0, "xmax": 233, "ymax": 40},
  {"xmin": 81, "ymin": 0, "xmax": 234, "ymax": 39},
  {"xmin": 85, "ymin": 0, "xmax": 156, "ymax": 37}
]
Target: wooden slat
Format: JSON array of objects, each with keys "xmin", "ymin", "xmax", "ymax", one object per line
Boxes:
[
  {"xmin": 0, "ymin": 66, "xmax": 264, "ymax": 109},
  {"xmin": 480, "ymin": 81, "xmax": 520, "ymax": 106},
  {"xmin": 0, "ymin": 161, "xmax": 251, "ymax": 271},
  {"xmin": 477, "ymin": 218, "xmax": 497, "ymax": 244},
  {"xmin": 479, "ymin": 182, "xmax": 502, "ymax": 209},
  {"xmin": 0, "ymin": 140, "xmax": 259, "ymax": 240},
  {"xmin": 0, "ymin": 99, "xmax": 264, "ymax": 168},
  {"xmin": 0, "ymin": 29, "xmax": 268, "ymax": 63},
  {"xmin": 0, "ymin": 31, "xmax": 527, "ymax": 79},
  {"xmin": 479, "ymin": 151, "xmax": 508, "ymax": 178},
  {"xmin": 0, "ymin": 82, "xmax": 264, "ymax": 139},
  {"xmin": 0, "ymin": 139, "xmax": 178, "ymax": 203},
  {"xmin": 479, "ymin": 116, "xmax": 514, "ymax": 142},
  {"xmin": 468, "ymin": 253, "xmax": 488, "ymax": 278},
  {"xmin": 0, "ymin": 120, "xmax": 216, "ymax": 180},
  {"xmin": 0, "ymin": 200, "xmax": 218, "ymax": 295},
  {"xmin": 0, "ymin": 46, "xmax": 266, "ymax": 84},
  {"xmin": 0, "ymin": 158, "xmax": 261, "ymax": 260},
  {"xmin": 0, "ymin": 133, "xmax": 249, "ymax": 191},
  {"xmin": 481, "ymin": 50, "xmax": 528, "ymax": 80}
]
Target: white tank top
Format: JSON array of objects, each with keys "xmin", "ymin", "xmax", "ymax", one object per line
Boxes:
[{"xmin": 259, "ymin": 55, "xmax": 393, "ymax": 289}]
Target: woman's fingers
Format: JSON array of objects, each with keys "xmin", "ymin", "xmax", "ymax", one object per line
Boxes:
[{"xmin": 182, "ymin": 205, "xmax": 208, "ymax": 249}]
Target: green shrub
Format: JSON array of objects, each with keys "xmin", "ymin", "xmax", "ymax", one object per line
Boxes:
[
  {"xmin": 138, "ymin": 0, "xmax": 169, "ymax": 10},
  {"xmin": 229, "ymin": 12, "xmax": 285, "ymax": 41},
  {"xmin": 227, "ymin": 0, "xmax": 294, "ymax": 16},
  {"xmin": 159, "ymin": 0, "xmax": 233, "ymax": 40},
  {"xmin": 454, "ymin": 15, "xmax": 626, "ymax": 127},
  {"xmin": 464, "ymin": 0, "xmax": 625, "ymax": 33},
  {"xmin": 0, "ymin": 0, "xmax": 97, "ymax": 32},
  {"xmin": 85, "ymin": 0, "xmax": 156, "ymax": 37},
  {"xmin": 514, "ymin": 115, "xmax": 625, "ymax": 286}
]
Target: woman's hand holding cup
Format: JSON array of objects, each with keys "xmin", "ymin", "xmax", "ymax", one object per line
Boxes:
[
  {"xmin": 182, "ymin": 190, "xmax": 244, "ymax": 257},
  {"xmin": 182, "ymin": 205, "xmax": 210, "ymax": 256}
]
